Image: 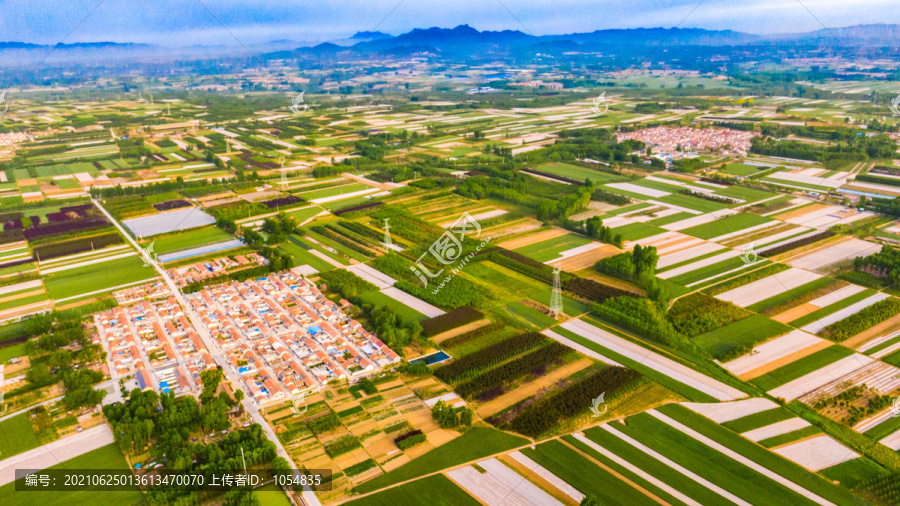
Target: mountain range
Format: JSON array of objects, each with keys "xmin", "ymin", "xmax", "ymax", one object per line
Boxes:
[{"xmin": 0, "ymin": 23, "xmax": 897, "ymax": 66}]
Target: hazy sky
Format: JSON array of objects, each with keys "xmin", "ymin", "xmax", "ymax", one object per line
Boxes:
[{"xmin": 1, "ymin": 0, "xmax": 897, "ymax": 46}]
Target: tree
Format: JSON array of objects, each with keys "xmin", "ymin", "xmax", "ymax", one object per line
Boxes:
[
  {"xmin": 580, "ymin": 495, "xmax": 601, "ymax": 506},
  {"xmin": 200, "ymin": 368, "xmax": 224, "ymax": 405},
  {"xmin": 234, "ymin": 389, "xmax": 244, "ymax": 402}
]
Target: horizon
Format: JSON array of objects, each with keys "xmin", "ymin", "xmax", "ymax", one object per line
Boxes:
[{"xmin": 2, "ymin": 0, "xmax": 899, "ymax": 46}]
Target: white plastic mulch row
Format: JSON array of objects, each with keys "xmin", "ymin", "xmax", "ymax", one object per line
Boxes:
[
  {"xmin": 658, "ymin": 250, "xmax": 742, "ymax": 280},
  {"xmin": 783, "ymin": 205, "xmax": 853, "ymax": 227},
  {"xmin": 681, "ymin": 398, "xmax": 779, "ymax": 423},
  {"xmin": 598, "ymin": 425, "xmax": 751, "ymax": 506},
  {"xmin": 601, "ymin": 216, "xmax": 637, "ymax": 229},
  {"xmin": 879, "ymin": 429, "xmax": 900, "ymax": 451},
  {"xmin": 446, "ymin": 458, "xmax": 563, "ymax": 506},
  {"xmin": 661, "ymin": 209, "xmax": 738, "ymax": 232},
  {"xmin": 39, "ymin": 251, "xmax": 138, "ymax": 275},
  {"xmin": 0, "ymin": 279, "xmax": 43, "ymax": 296},
  {"xmin": 655, "ymin": 237, "xmax": 704, "ymax": 256},
  {"xmin": 859, "ymin": 329, "xmax": 900, "ymax": 356},
  {"xmin": 546, "ymin": 242, "xmax": 603, "ymax": 262},
  {"xmin": 722, "ymin": 330, "xmax": 825, "ymax": 377},
  {"xmin": 541, "ymin": 329, "xmax": 622, "ymax": 367},
  {"xmin": 706, "ymin": 220, "xmax": 780, "ymax": 244},
  {"xmin": 714, "ymin": 268, "xmax": 822, "ymax": 308},
  {"xmin": 787, "ymin": 238, "xmax": 881, "ymax": 271},
  {"xmin": 733, "ymin": 226, "xmax": 808, "ymax": 250},
  {"xmin": 742, "ymin": 418, "xmax": 812, "ymax": 442},
  {"xmin": 648, "ymin": 410, "xmax": 838, "ymax": 506},
  {"xmin": 440, "ymin": 209, "xmax": 507, "ymax": 228},
  {"xmin": 606, "ymin": 182, "xmax": 670, "ymax": 198},
  {"xmin": 571, "ymin": 433, "xmax": 701, "ymax": 506},
  {"xmin": 380, "ymin": 287, "xmax": 445, "ymax": 317},
  {"xmin": 559, "ymin": 320, "xmax": 747, "ymax": 401},
  {"xmin": 801, "ymin": 293, "xmax": 890, "ymax": 334},
  {"xmin": 628, "ymin": 231, "xmax": 685, "ymax": 249},
  {"xmin": 644, "ymin": 200, "xmax": 703, "ymax": 215},
  {"xmin": 657, "ymin": 242, "xmax": 724, "ymax": 269},
  {"xmin": 805, "ymin": 284, "xmax": 867, "ymax": 308},
  {"xmin": 768, "ymin": 354, "xmax": 874, "ymax": 402},
  {"xmin": 509, "ymin": 451, "xmax": 585, "ymax": 503},
  {"xmin": 768, "ymin": 171, "xmax": 847, "ymax": 188},
  {"xmin": 755, "ymin": 229, "xmax": 824, "ymax": 254},
  {"xmin": 773, "ymin": 435, "xmax": 859, "ymax": 472},
  {"xmin": 344, "ymin": 264, "xmax": 396, "ymax": 289}
]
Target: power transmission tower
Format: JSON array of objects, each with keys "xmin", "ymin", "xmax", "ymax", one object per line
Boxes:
[
  {"xmin": 550, "ymin": 266, "xmax": 563, "ymax": 319},
  {"xmin": 383, "ymin": 219, "xmax": 392, "ymax": 249}
]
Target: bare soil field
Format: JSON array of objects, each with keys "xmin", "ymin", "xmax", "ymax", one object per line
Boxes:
[
  {"xmin": 432, "ymin": 319, "xmax": 493, "ymax": 344},
  {"xmin": 474, "ymin": 357, "xmax": 593, "ymax": 418},
  {"xmin": 497, "ymin": 228, "xmax": 569, "ymax": 249},
  {"xmin": 548, "ymin": 244, "xmax": 619, "ymax": 271},
  {"xmin": 738, "ymin": 341, "xmax": 833, "ymax": 380}
]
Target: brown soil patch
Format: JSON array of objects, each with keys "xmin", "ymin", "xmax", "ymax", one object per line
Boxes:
[
  {"xmin": 738, "ymin": 341, "xmax": 834, "ymax": 381},
  {"xmin": 475, "ymin": 358, "xmax": 593, "ymax": 418},
  {"xmin": 432, "ymin": 319, "xmax": 493, "ymax": 344},
  {"xmin": 361, "ymin": 432, "xmax": 397, "ymax": 458},
  {"xmin": 774, "ymin": 202, "xmax": 828, "ymax": 221},
  {"xmin": 380, "ymin": 453, "xmax": 411, "ymax": 472},
  {"xmin": 499, "ymin": 454, "xmax": 579, "ymax": 506},
  {"xmin": 498, "ymin": 228, "xmax": 569, "ymax": 250},
  {"xmin": 575, "ymin": 269, "xmax": 646, "ymax": 296},
  {"xmin": 548, "ymin": 244, "xmax": 620, "ymax": 272},
  {"xmin": 560, "ymin": 439, "xmax": 672, "ymax": 506},
  {"xmin": 844, "ymin": 313, "xmax": 900, "ymax": 349},
  {"xmin": 772, "ymin": 304, "xmax": 821, "ymax": 323},
  {"xmin": 654, "ymin": 236, "xmax": 703, "ymax": 253},
  {"xmin": 17, "ymin": 178, "xmax": 37, "ymax": 187}
]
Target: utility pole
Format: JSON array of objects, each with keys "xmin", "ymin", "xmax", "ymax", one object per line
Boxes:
[{"xmin": 550, "ymin": 266, "xmax": 562, "ymax": 319}]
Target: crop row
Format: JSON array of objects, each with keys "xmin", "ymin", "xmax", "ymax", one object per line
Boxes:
[
  {"xmin": 420, "ymin": 306, "xmax": 484, "ymax": 337},
  {"xmin": 821, "ymin": 297, "xmax": 900, "ymax": 342},
  {"xmin": 32, "ymin": 232, "xmax": 123, "ymax": 261},
  {"xmin": 311, "ymin": 225, "xmax": 376, "ymax": 257},
  {"xmin": 456, "ymin": 342, "xmax": 570, "ymax": 399},
  {"xmin": 434, "ymin": 332, "xmax": 545, "ymax": 383},
  {"xmin": 760, "ymin": 231, "xmax": 835, "ymax": 257},
  {"xmin": 508, "ymin": 367, "xmax": 645, "ymax": 437},
  {"xmin": 441, "ymin": 322, "xmax": 505, "ymax": 348}
]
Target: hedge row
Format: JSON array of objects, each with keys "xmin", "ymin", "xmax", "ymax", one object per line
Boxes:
[
  {"xmin": 821, "ymin": 297, "xmax": 900, "ymax": 342},
  {"xmin": 855, "ymin": 173, "xmax": 900, "ymax": 188},
  {"xmin": 31, "ymin": 232, "xmax": 123, "ymax": 261},
  {"xmin": 394, "ymin": 430, "xmax": 426, "ymax": 450},
  {"xmin": 441, "ymin": 322, "xmax": 505, "ymax": 348},
  {"xmin": 456, "ymin": 342, "xmax": 570, "ymax": 398},
  {"xmin": 487, "ymin": 249, "xmax": 633, "ymax": 302},
  {"xmin": 421, "ymin": 306, "xmax": 484, "ymax": 337},
  {"xmin": 311, "ymin": 225, "xmax": 376, "ymax": 257},
  {"xmin": 434, "ymin": 332, "xmax": 545, "ymax": 383},
  {"xmin": 308, "ymin": 413, "xmax": 341, "ymax": 435},
  {"xmin": 760, "ymin": 230, "xmax": 835, "ymax": 258},
  {"xmin": 508, "ymin": 367, "xmax": 644, "ymax": 437},
  {"xmin": 182, "ymin": 265, "xmax": 273, "ymax": 293}
]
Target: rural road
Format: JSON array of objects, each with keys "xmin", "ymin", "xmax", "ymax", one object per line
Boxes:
[
  {"xmin": 0, "ymin": 424, "xmax": 115, "ymax": 486},
  {"xmin": 93, "ymin": 199, "xmax": 322, "ymax": 506}
]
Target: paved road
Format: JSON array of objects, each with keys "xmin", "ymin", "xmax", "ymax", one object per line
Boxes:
[
  {"xmin": 93, "ymin": 199, "xmax": 321, "ymax": 506},
  {"xmin": 0, "ymin": 424, "xmax": 115, "ymax": 486}
]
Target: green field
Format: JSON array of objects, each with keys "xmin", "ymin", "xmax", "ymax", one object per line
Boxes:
[
  {"xmin": 346, "ymin": 474, "xmax": 480, "ymax": 506},
  {"xmin": 721, "ymin": 164, "xmax": 763, "ymax": 176},
  {"xmin": 279, "ymin": 239, "xmax": 339, "ymax": 272},
  {"xmin": 353, "ymin": 427, "xmax": 528, "ymax": 494},
  {"xmin": 758, "ymin": 426, "xmax": 822, "ymax": 448},
  {"xmin": 680, "ymin": 213, "xmax": 772, "ymax": 240},
  {"xmin": 746, "ymin": 277, "xmax": 838, "ymax": 313},
  {"xmin": 692, "ymin": 314, "xmax": 791, "ymax": 360},
  {"xmin": 789, "ymin": 289, "xmax": 877, "ymax": 328},
  {"xmin": 0, "ymin": 414, "xmax": 40, "ymax": 460},
  {"xmin": 751, "ymin": 345, "xmax": 856, "ymax": 391},
  {"xmin": 0, "ymin": 443, "xmax": 143, "ymax": 506},
  {"xmin": 492, "ymin": 301, "xmax": 559, "ymax": 331},
  {"xmin": 532, "ymin": 162, "xmax": 627, "ymax": 184},
  {"xmin": 512, "ymin": 233, "xmax": 593, "ymax": 262},
  {"xmin": 655, "ymin": 404, "xmax": 868, "ymax": 506},
  {"xmin": 722, "ymin": 408, "xmax": 796, "ymax": 433},
  {"xmin": 254, "ymin": 483, "xmax": 293, "ymax": 506},
  {"xmin": 613, "ymin": 222, "xmax": 666, "ymax": 241},
  {"xmin": 359, "ymin": 290, "xmax": 427, "ymax": 322},
  {"xmin": 523, "ymin": 440, "xmax": 661, "ymax": 505},
  {"xmin": 141, "ymin": 226, "xmax": 234, "ymax": 255},
  {"xmin": 668, "ymin": 256, "xmax": 764, "ymax": 287},
  {"xmin": 43, "ymin": 255, "xmax": 157, "ymax": 300}
]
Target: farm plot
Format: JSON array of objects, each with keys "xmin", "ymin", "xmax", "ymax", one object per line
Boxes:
[
  {"xmin": 446, "ymin": 458, "xmax": 563, "ymax": 506},
  {"xmin": 343, "ymin": 474, "xmax": 480, "ymax": 506},
  {"xmin": 679, "ymin": 213, "xmax": 774, "ymax": 241},
  {"xmin": 122, "ymin": 207, "xmax": 216, "ymax": 237},
  {"xmin": 657, "ymin": 250, "xmax": 742, "ymax": 280},
  {"xmin": 713, "ymin": 268, "xmax": 821, "ymax": 308},
  {"xmin": 741, "ymin": 418, "xmax": 814, "ymax": 443},
  {"xmin": 660, "ymin": 209, "xmax": 738, "ymax": 232},
  {"xmin": 42, "ymin": 255, "xmax": 157, "ymax": 301},
  {"xmin": 722, "ymin": 330, "xmax": 830, "ymax": 379},
  {"xmin": 656, "ymin": 242, "xmax": 724, "ymax": 270},
  {"xmin": 786, "ymin": 238, "xmax": 881, "ymax": 271},
  {"xmin": 691, "ymin": 314, "xmax": 791, "ymax": 361},
  {"xmin": 773, "ymin": 436, "xmax": 859, "ymax": 472},
  {"xmin": 555, "ymin": 319, "xmax": 747, "ymax": 401},
  {"xmin": 605, "ymin": 182, "xmax": 670, "ymax": 198},
  {"xmin": 800, "ymin": 293, "xmax": 890, "ymax": 335},
  {"xmin": 767, "ymin": 354, "xmax": 874, "ymax": 402},
  {"xmin": 139, "ymin": 226, "xmax": 234, "ymax": 255},
  {"xmin": 596, "ymin": 412, "xmax": 834, "ymax": 506},
  {"xmin": 681, "ymin": 398, "xmax": 780, "ymax": 424},
  {"xmin": 782, "ymin": 205, "xmax": 874, "ymax": 229},
  {"xmin": 513, "ymin": 233, "xmax": 593, "ymax": 263}
]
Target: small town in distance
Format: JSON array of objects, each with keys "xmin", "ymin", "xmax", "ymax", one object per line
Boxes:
[{"xmin": 6, "ymin": 3, "xmax": 900, "ymax": 505}]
